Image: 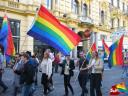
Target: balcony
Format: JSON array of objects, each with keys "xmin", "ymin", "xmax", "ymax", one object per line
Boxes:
[
  {"xmin": 77, "ymin": 16, "xmax": 94, "ymax": 27},
  {"xmin": 96, "ymin": 23, "xmax": 111, "ymax": 32},
  {"xmin": 0, "ymin": 0, "xmax": 39, "ymax": 15}
]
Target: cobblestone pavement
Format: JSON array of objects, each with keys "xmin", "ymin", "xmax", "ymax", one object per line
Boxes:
[{"xmin": 0, "ymin": 65, "xmax": 128, "ymax": 96}]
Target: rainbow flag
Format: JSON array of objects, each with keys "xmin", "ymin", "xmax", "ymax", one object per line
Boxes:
[
  {"xmin": 86, "ymin": 42, "xmax": 97, "ymax": 61},
  {"xmin": 6, "ymin": 18, "xmax": 15, "ymax": 56},
  {"xmin": 0, "ymin": 15, "xmax": 8, "ymax": 52},
  {"xmin": 108, "ymin": 35, "xmax": 124, "ymax": 68},
  {"xmin": 116, "ymin": 82, "xmax": 128, "ymax": 93},
  {"xmin": 27, "ymin": 5, "xmax": 81, "ymax": 55},
  {"xmin": 102, "ymin": 39, "xmax": 110, "ymax": 57},
  {"xmin": 0, "ymin": 15, "xmax": 15, "ymax": 64}
]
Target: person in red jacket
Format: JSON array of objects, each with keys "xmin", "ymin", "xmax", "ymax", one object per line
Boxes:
[{"xmin": 54, "ymin": 53, "xmax": 60, "ymax": 73}]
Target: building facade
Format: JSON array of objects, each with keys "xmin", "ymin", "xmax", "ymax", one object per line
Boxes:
[{"xmin": 0, "ymin": 0, "xmax": 128, "ymax": 58}]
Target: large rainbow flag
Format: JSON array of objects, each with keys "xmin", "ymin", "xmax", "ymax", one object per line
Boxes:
[
  {"xmin": 108, "ymin": 35, "xmax": 124, "ymax": 68},
  {"xmin": 27, "ymin": 5, "xmax": 81, "ymax": 55},
  {"xmin": 102, "ymin": 39, "xmax": 110, "ymax": 57},
  {"xmin": 6, "ymin": 18, "xmax": 15, "ymax": 56},
  {"xmin": 0, "ymin": 15, "xmax": 15, "ymax": 63},
  {"xmin": 86, "ymin": 42, "xmax": 97, "ymax": 61},
  {"xmin": 0, "ymin": 15, "xmax": 8, "ymax": 52}
]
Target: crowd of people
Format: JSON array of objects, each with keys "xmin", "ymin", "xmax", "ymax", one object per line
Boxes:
[{"xmin": 0, "ymin": 45, "xmax": 104, "ymax": 96}]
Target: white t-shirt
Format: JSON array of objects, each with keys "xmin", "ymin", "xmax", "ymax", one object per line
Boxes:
[
  {"xmin": 89, "ymin": 58, "xmax": 103, "ymax": 73},
  {"xmin": 64, "ymin": 60, "xmax": 70, "ymax": 75}
]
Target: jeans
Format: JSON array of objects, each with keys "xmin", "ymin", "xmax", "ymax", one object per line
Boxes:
[
  {"xmin": 78, "ymin": 73, "xmax": 88, "ymax": 96},
  {"xmin": 64, "ymin": 75, "xmax": 74, "ymax": 95},
  {"xmin": 41, "ymin": 73, "xmax": 50, "ymax": 95},
  {"xmin": 55, "ymin": 64, "xmax": 59, "ymax": 73},
  {"xmin": 90, "ymin": 73, "xmax": 102, "ymax": 96},
  {"xmin": 0, "ymin": 72, "xmax": 7, "ymax": 90},
  {"xmin": 21, "ymin": 84, "xmax": 32, "ymax": 96}
]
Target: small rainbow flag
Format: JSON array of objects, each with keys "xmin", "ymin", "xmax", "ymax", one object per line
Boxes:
[
  {"xmin": 108, "ymin": 35, "xmax": 124, "ymax": 68},
  {"xmin": 27, "ymin": 5, "xmax": 81, "ymax": 55},
  {"xmin": 116, "ymin": 82, "xmax": 128, "ymax": 93},
  {"xmin": 86, "ymin": 42, "xmax": 97, "ymax": 61},
  {"xmin": 102, "ymin": 39, "xmax": 110, "ymax": 57}
]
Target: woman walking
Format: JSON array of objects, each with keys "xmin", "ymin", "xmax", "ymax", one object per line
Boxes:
[
  {"xmin": 61, "ymin": 55, "xmax": 75, "ymax": 96},
  {"xmin": 40, "ymin": 52, "xmax": 52, "ymax": 96},
  {"xmin": 87, "ymin": 51, "xmax": 103, "ymax": 96}
]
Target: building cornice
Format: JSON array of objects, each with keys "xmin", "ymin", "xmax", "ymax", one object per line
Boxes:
[{"xmin": 0, "ymin": 0, "xmax": 39, "ymax": 16}]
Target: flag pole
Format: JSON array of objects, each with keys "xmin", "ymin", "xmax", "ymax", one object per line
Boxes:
[{"xmin": 21, "ymin": 5, "xmax": 41, "ymax": 52}]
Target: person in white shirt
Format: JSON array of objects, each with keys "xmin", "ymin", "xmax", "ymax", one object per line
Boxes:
[
  {"xmin": 87, "ymin": 51, "xmax": 103, "ymax": 96},
  {"xmin": 45, "ymin": 49, "xmax": 55, "ymax": 89},
  {"xmin": 40, "ymin": 52, "xmax": 52, "ymax": 96}
]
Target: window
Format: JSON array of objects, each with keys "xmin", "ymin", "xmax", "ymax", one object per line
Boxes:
[
  {"xmin": 16, "ymin": 0, "xmax": 19, "ymax": 2},
  {"xmin": 111, "ymin": 18, "xmax": 114, "ymax": 28},
  {"xmin": 123, "ymin": 21, "xmax": 125, "ymax": 27},
  {"xmin": 46, "ymin": 0, "xmax": 52, "ymax": 9},
  {"xmin": 127, "ymin": 5, "xmax": 128, "ymax": 13},
  {"xmin": 55, "ymin": 0, "xmax": 60, "ymax": 5},
  {"xmin": 117, "ymin": 18, "xmax": 120, "ymax": 27},
  {"xmin": 123, "ymin": 2, "xmax": 125, "ymax": 12},
  {"xmin": 117, "ymin": 0, "xmax": 120, "ymax": 8},
  {"xmin": 101, "ymin": 11, "xmax": 105, "ymax": 24},
  {"xmin": 72, "ymin": 0, "xmax": 79, "ymax": 14},
  {"xmin": 0, "ymin": 18, "xmax": 20, "ymax": 53},
  {"xmin": 111, "ymin": 0, "xmax": 114, "ymax": 6},
  {"xmin": 82, "ymin": 4, "xmax": 87, "ymax": 17}
]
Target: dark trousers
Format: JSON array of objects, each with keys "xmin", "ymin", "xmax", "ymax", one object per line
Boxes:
[
  {"xmin": 0, "ymin": 72, "xmax": 7, "ymax": 90},
  {"xmin": 34, "ymin": 70, "xmax": 38, "ymax": 85},
  {"xmin": 14, "ymin": 86, "xmax": 20, "ymax": 96},
  {"xmin": 78, "ymin": 73, "xmax": 88, "ymax": 96},
  {"xmin": 90, "ymin": 73, "xmax": 102, "ymax": 96},
  {"xmin": 64, "ymin": 75, "xmax": 74, "ymax": 95},
  {"xmin": 41, "ymin": 73, "xmax": 49, "ymax": 95},
  {"xmin": 55, "ymin": 64, "xmax": 58, "ymax": 73}
]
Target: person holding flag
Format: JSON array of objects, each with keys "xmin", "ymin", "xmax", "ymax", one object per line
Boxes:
[
  {"xmin": 82, "ymin": 51, "xmax": 103, "ymax": 96},
  {"xmin": 88, "ymin": 51, "xmax": 103, "ymax": 96},
  {"xmin": 78, "ymin": 52, "xmax": 89, "ymax": 96}
]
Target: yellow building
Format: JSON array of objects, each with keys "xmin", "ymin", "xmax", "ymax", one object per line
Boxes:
[{"xmin": 0, "ymin": 0, "xmax": 128, "ymax": 58}]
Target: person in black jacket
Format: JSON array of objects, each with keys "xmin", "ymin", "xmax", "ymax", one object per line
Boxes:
[
  {"xmin": 78, "ymin": 52, "xmax": 89, "ymax": 96},
  {"xmin": 21, "ymin": 53, "xmax": 35, "ymax": 96},
  {"xmin": 61, "ymin": 55, "xmax": 75, "ymax": 96}
]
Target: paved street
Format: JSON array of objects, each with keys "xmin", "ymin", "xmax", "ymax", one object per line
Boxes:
[{"xmin": 0, "ymin": 65, "xmax": 128, "ymax": 96}]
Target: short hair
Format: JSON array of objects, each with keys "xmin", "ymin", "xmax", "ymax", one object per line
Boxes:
[
  {"xmin": 15, "ymin": 53, "xmax": 21, "ymax": 57},
  {"xmin": 23, "ymin": 53, "xmax": 29, "ymax": 60},
  {"xmin": 26, "ymin": 51, "xmax": 31, "ymax": 57}
]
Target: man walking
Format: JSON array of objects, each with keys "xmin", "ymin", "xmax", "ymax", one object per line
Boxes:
[{"xmin": 21, "ymin": 53, "xmax": 35, "ymax": 96}]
